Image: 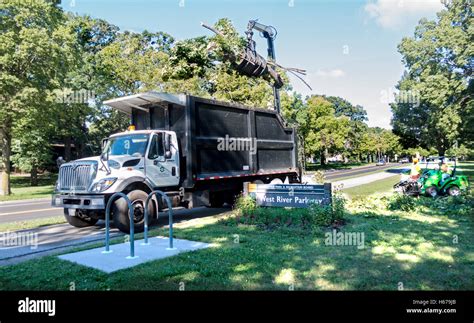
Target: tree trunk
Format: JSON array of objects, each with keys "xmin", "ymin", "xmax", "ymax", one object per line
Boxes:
[
  {"xmin": 301, "ymin": 136, "xmax": 306, "ymax": 172},
  {"xmin": 437, "ymin": 144, "xmax": 446, "ymax": 156},
  {"xmin": 30, "ymin": 166, "xmax": 38, "ymax": 186},
  {"xmin": 64, "ymin": 136, "xmax": 72, "ymax": 161},
  {"xmin": 320, "ymin": 149, "xmax": 326, "ymax": 166},
  {"xmin": 0, "ymin": 126, "xmax": 12, "ymax": 196}
]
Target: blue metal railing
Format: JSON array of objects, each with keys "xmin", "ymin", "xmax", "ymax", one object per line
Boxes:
[
  {"xmin": 144, "ymin": 190, "xmax": 175, "ymax": 250},
  {"xmin": 103, "ymin": 192, "xmax": 137, "ymax": 258}
]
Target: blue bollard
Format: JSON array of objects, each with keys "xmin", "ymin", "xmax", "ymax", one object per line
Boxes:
[
  {"xmin": 143, "ymin": 191, "xmax": 176, "ymax": 250},
  {"xmin": 142, "ymin": 193, "xmax": 155, "ymax": 246},
  {"xmin": 103, "ymin": 192, "xmax": 136, "ymax": 259}
]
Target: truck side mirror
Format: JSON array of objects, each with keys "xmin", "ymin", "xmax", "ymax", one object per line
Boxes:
[{"xmin": 164, "ymin": 134, "xmax": 172, "ymax": 159}]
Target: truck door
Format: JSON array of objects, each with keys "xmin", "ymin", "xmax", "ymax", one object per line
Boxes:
[{"xmin": 145, "ymin": 132, "xmax": 180, "ymax": 188}]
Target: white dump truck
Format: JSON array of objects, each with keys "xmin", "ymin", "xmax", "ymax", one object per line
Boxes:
[{"xmin": 52, "ymin": 92, "xmax": 301, "ymax": 233}]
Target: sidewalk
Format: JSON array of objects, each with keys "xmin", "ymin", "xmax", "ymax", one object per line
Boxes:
[
  {"xmin": 333, "ymin": 171, "xmax": 401, "ymax": 189},
  {"xmin": 304, "ymin": 167, "xmax": 408, "ymax": 189}
]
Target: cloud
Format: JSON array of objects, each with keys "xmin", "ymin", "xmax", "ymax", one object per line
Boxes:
[
  {"xmin": 315, "ymin": 69, "xmax": 346, "ymax": 78},
  {"xmin": 364, "ymin": 0, "xmax": 443, "ymax": 28}
]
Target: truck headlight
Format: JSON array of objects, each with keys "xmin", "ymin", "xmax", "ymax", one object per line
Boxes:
[{"xmin": 90, "ymin": 178, "xmax": 117, "ymax": 192}]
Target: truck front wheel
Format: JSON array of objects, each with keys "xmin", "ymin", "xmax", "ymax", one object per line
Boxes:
[
  {"xmin": 63, "ymin": 209, "xmax": 99, "ymax": 228},
  {"xmin": 112, "ymin": 190, "xmax": 154, "ymax": 234}
]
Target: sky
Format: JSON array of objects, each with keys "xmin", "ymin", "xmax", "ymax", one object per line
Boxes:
[{"xmin": 62, "ymin": 0, "xmax": 444, "ymax": 129}]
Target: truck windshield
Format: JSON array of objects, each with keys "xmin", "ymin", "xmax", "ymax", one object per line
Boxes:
[{"xmin": 104, "ymin": 134, "xmax": 149, "ymax": 157}]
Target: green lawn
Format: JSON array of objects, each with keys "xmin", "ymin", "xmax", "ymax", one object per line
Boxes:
[
  {"xmin": 0, "ymin": 192, "xmax": 472, "ymax": 291},
  {"xmin": 342, "ymin": 161, "xmax": 473, "ymax": 197},
  {"xmin": 343, "ymin": 175, "xmax": 402, "ymax": 197},
  {"xmin": 457, "ymin": 161, "xmax": 474, "ymax": 182},
  {"xmin": 0, "ymin": 174, "xmax": 56, "ymax": 202}
]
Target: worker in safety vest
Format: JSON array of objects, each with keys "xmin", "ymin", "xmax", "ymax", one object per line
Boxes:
[{"xmin": 410, "ymin": 157, "xmax": 421, "ymax": 179}]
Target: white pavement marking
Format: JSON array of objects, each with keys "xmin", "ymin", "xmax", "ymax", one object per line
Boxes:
[
  {"xmin": 58, "ymin": 236, "xmax": 212, "ymax": 273},
  {"xmin": 0, "ymin": 208, "xmax": 57, "ymax": 216}
]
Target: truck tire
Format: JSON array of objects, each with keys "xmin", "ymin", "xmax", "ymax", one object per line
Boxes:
[
  {"xmin": 63, "ymin": 209, "xmax": 99, "ymax": 228},
  {"xmin": 209, "ymin": 191, "xmax": 228, "ymax": 207},
  {"xmin": 210, "ymin": 190, "xmax": 237, "ymax": 208},
  {"xmin": 112, "ymin": 190, "xmax": 154, "ymax": 234}
]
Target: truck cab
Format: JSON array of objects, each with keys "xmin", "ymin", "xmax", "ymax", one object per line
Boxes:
[{"xmin": 52, "ymin": 129, "xmax": 180, "ymax": 232}]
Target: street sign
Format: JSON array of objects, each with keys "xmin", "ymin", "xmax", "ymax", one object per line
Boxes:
[{"xmin": 244, "ymin": 183, "xmax": 332, "ymax": 208}]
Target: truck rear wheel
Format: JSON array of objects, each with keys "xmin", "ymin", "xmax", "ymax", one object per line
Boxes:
[
  {"xmin": 63, "ymin": 209, "xmax": 99, "ymax": 228},
  {"xmin": 210, "ymin": 190, "xmax": 237, "ymax": 208},
  {"xmin": 112, "ymin": 190, "xmax": 154, "ymax": 234}
]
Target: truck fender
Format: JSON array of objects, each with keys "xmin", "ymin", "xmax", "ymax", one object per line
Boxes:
[{"xmin": 115, "ymin": 176, "xmax": 154, "ymax": 194}]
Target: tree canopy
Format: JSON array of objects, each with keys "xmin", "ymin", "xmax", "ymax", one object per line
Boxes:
[{"xmin": 391, "ymin": 0, "xmax": 473, "ymax": 155}]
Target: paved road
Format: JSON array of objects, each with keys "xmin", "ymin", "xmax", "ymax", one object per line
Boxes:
[
  {"xmin": 323, "ymin": 163, "xmax": 404, "ymax": 180},
  {"xmin": 303, "ymin": 164, "xmax": 408, "ymax": 187},
  {"xmin": 0, "ymin": 206, "xmax": 230, "ymax": 266},
  {"xmin": 0, "ymin": 198, "xmax": 61, "ymax": 224}
]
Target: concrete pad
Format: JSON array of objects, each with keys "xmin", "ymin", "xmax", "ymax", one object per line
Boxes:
[{"xmin": 58, "ymin": 236, "xmax": 211, "ymax": 273}]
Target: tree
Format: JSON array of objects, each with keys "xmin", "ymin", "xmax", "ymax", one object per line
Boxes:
[
  {"xmin": 359, "ymin": 128, "xmax": 401, "ymax": 162},
  {"xmin": 391, "ymin": 0, "xmax": 473, "ymax": 154},
  {"xmin": 446, "ymin": 144, "xmax": 473, "ymax": 160},
  {"xmin": 300, "ymin": 96, "xmax": 351, "ymax": 165},
  {"xmin": 324, "ymin": 96, "xmax": 368, "ymax": 161},
  {"xmin": 53, "ymin": 14, "xmax": 124, "ymax": 160},
  {"xmin": 11, "ymin": 106, "xmax": 54, "ymax": 185},
  {"xmin": 0, "ymin": 0, "xmax": 74, "ymax": 195},
  {"xmin": 281, "ymin": 92, "xmax": 307, "ymax": 167}
]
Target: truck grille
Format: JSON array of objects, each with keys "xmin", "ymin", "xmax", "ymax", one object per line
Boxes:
[{"xmin": 58, "ymin": 161, "xmax": 97, "ymax": 192}]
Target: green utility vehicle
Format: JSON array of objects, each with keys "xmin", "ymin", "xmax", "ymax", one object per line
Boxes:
[
  {"xmin": 394, "ymin": 157, "xmax": 469, "ymax": 197},
  {"xmin": 420, "ymin": 161, "xmax": 469, "ymax": 197}
]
